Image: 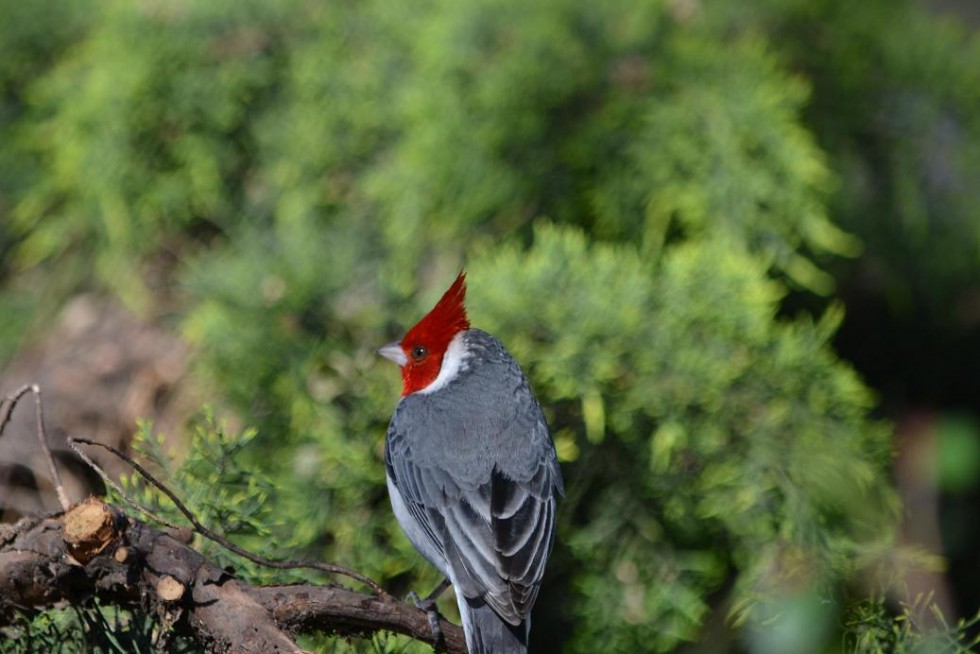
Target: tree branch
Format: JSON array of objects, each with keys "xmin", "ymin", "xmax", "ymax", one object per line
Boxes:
[
  {"xmin": 0, "ymin": 498, "xmax": 466, "ymax": 653},
  {"xmin": 1, "ymin": 384, "xmax": 69, "ymax": 511},
  {"xmin": 66, "ymin": 435, "xmax": 387, "ymax": 597}
]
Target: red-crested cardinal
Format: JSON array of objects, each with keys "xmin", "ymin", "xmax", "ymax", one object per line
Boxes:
[{"xmin": 379, "ymin": 272, "xmax": 563, "ymax": 653}]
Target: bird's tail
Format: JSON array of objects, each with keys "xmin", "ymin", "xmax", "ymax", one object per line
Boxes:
[{"xmin": 459, "ymin": 597, "xmax": 528, "ymax": 654}]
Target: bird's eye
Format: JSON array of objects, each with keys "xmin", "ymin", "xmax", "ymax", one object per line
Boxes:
[{"xmin": 411, "ymin": 345, "xmax": 428, "ymax": 362}]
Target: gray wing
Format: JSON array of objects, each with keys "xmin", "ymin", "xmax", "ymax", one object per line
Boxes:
[
  {"xmin": 386, "ymin": 405, "xmax": 562, "ymax": 626},
  {"xmin": 385, "ymin": 420, "xmax": 449, "ymax": 565}
]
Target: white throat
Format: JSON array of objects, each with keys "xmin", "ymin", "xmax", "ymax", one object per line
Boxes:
[{"xmin": 417, "ymin": 331, "xmax": 469, "ymax": 395}]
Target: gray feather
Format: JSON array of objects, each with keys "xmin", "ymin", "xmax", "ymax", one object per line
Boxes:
[{"xmin": 460, "ymin": 597, "xmax": 529, "ymax": 654}]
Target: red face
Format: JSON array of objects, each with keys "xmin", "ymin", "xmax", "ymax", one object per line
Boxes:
[
  {"xmin": 393, "ymin": 272, "xmax": 470, "ymax": 396},
  {"xmin": 397, "ymin": 338, "xmax": 445, "ymax": 395}
]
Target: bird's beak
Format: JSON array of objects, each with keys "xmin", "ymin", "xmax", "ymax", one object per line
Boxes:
[{"xmin": 377, "ymin": 341, "xmax": 407, "ymax": 367}]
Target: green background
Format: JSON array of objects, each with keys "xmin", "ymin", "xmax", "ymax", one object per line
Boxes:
[{"xmin": 1, "ymin": 0, "xmax": 978, "ymax": 651}]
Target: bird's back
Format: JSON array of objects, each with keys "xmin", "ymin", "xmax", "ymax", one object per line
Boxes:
[{"xmin": 385, "ymin": 328, "xmax": 563, "ymax": 653}]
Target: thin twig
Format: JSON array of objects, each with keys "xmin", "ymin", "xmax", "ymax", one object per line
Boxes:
[
  {"xmin": 30, "ymin": 385, "xmax": 70, "ymax": 511},
  {"xmin": 65, "ymin": 436, "xmax": 184, "ymax": 531},
  {"xmin": 67, "ymin": 436, "xmax": 388, "ymax": 597},
  {"xmin": 1, "ymin": 384, "xmax": 69, "ymax": 511},
  {"xmin": 0, "ymin": 384, "xmax": 33, "ymax": 438}
]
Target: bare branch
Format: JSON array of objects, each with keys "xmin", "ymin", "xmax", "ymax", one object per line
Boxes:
[
  {"xmin": 0, "ymin": 384, "xmax": 32, "ymax": 436},
  {"xmin": 68, "ymin": 436, "xmax": 388, "ymax": 597},
  {"xmin": 0, "ymin": 384, "xmax": 69, "ymax": 511},
  {"xmin": 30, "ymin": 385, "xmax": 70, "ymax": 512},
  {"xmin": 0, "ymin": 499, "xmax": 466, "ymax": 653}
]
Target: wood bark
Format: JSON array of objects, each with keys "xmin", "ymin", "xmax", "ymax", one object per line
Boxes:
[{"xmin": 0, "ymin": 498, "xmax": 466, "ymax": 653}]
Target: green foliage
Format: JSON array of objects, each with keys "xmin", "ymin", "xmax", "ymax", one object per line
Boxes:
[
  {"xmin": 4, "ymin": 0, "xmax": 860, "ymax": 301},
  {"xmin": 468, "ymin": 225, "xmax": 896, "ymax": 651},
  {"xmin": 7, "ymin": 0, "xmax": 300, "ymax": 308},
  {"xmin": 0, "ymin": 0, "xmax": 94, "ymax": 360},
  {"xmin": 119, "ymin": 412, "xmax": 289, "ymax": 580},
  {"xmin": 0, "ymin": 600, "xmax": 193, "ymax": 654},
  {"xmin": 704, "ymin": 0, "xmax": 980, "ymax": 315},
  {"xmin": 932, "ymin": 415, "xmax": 980, "ymax": 493},
  {"xmin": 364, "ymin": 0, "xmax": 851, "ymax": 290},
  {"xmin": 0, "ymin": 0, "xmax": 91, "ymax": 210},
  {"xmin": 844, "ymin": 596, "xmax": 980, "ymax": 654},
  {"xmin": 2, "ymin": 0, "xmax": 978, "ymax": 652}
]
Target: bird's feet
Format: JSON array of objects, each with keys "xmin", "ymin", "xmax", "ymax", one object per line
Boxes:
[{"xmin": 407, "ymin": 578, "xmax": 451, "ymax": 649}]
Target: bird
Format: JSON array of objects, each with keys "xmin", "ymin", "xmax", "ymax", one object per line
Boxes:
[{"xmin": 378, "ymin": 271, "xmax": 563, "ymax": 654}]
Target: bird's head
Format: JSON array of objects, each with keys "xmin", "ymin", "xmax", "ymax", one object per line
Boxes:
[{"xmin": 379, "ymin": 271, "xmax": 471, "ymax": 396}]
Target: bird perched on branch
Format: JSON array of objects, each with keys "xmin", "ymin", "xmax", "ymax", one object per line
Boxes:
[{"xmin": 379, "ymin": 271, "xmax": 563, "ymax": 654}]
